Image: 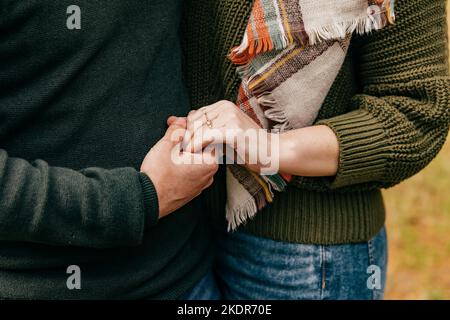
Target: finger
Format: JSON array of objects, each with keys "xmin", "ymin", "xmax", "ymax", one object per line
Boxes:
[
  {"xmin": 165, "ymin": 123, "xmax": 187, "ymax": 144},
  {"xmin": 204, "ymin": 142, "xmax": 217, "ymax": 158},
  {"xmin": 187, "ymin": 105, "xmax": 218, "ymax": 124},
  {"xmin": 187, "ymin": 109, "xmax": 203, "ymax": 123},
  {"xmin": 186, "ymin": 114, "xmax": 222, "ymax": 153},
  {"xmin": 203, "ymin": 177, "xmax": 214, "ymax": 190},
  {"xmin": 202, "ymin": 149, "xmax": 220, "ymax": 173},
  {"xmin": 167, "ymin": 116, "xmax": 178, "ymax": 126},
  {"xmin": 186, "ymin": 110, "xmax": 203, "ymax": 133},
  {"xmin": 187, "ymin": 110, "xmax": 214, "ymax": 135},
  {"xmin": 180, "ymin": 150, "xmax": 219, "ymax": 171},
  {"xmin": 184, "ymin": 132, "xmax": 217, "ymax": 154},
  {"xmin": 194, "ymin": 122, "xmax": 228, "ymax": 153},
  {"xmin": 189, "ymin": 129, "xmax": 216, "ymax": 154},
  {"xmin": 186, "ymin": 105, "xmax": 221, "ymax": 132},
  {"xmin": 181, "ymin": 129, "xmax": 192, "ymax": 151},
  {"xmin": 170, "ymin": 117, "xmax": 187, "ymax": 128}
]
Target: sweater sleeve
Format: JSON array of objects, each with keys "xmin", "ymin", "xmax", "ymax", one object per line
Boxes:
[
  {"xmin": 0, "ymin": 149, "xmax": 159, "ymax": 248},
  {"xmin": 313, "ymin": 0, "xmax": 450, "ymax": 189}
]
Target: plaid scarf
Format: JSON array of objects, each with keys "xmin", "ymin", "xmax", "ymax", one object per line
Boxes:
[{"xmin": 226, "ymin": 0, "xmax": 395, "ymax": 231}]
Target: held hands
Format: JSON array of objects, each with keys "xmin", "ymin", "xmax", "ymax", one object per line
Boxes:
[
  {"xmin": 141, "ymin": 100, "xmax": 338, "ymax": 220},
  {"xmin": 182, "ymin": 100, "xmax": 276, "ymax": 174},
  {"xmin": 140, "ymin": 117, "xmax": 218, "ymax": 219},
  {"xmin": 181, "ymin": 100, "xmax": 339, "ymax": 178}
]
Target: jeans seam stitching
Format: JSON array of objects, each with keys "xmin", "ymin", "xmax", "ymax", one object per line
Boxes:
[
  {"xmin": 368, "ymin": 239, "xmax": 376, "ymax": 300},
  {"xmin": 320, "ymin": 245, "xmax": 326, "ymax": 299}
]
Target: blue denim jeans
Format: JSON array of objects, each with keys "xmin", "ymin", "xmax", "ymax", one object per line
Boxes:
[{"xmin": 215, "ymin": 227, "xmax": 387, "ymax": 300}]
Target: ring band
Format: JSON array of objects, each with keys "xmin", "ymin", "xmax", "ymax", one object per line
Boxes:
[{"xmin": 204, "ymin": 111, "xmax": 213, "ymax": 128}]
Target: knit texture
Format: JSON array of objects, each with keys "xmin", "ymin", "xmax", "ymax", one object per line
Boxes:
[
  {"xmin": 225, "ymin": 0, "xmax": 396, "ymax": 231},
  {"xmin": 183, "ymin": 0, "xmax": 450, "ymax": 244},
  {"xmin": 0, "ymin": 0, "xmax": 213, "ymax": 299}
]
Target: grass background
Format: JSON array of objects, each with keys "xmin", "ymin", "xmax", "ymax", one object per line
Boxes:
[{"xmin": 383, "ymin": 2, "xmax": 450, "ymax": 299}]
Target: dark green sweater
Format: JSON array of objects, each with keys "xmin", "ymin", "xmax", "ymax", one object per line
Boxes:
[
  {"xmin": 183, "ymin": 0, "xmax": 450, "ymax": 244},
  {"xmin": 0, "ymin": 0, "xmax": 212, "ymax": 299}
]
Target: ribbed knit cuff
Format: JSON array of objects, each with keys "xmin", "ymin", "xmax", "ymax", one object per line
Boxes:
[
  {"xmin": 317, "ymin": 110, "xmax": 390, "ymax": 189},
  {"xmin": 138, "ymin": 172, "xmax": 160, "ymax": 227}
]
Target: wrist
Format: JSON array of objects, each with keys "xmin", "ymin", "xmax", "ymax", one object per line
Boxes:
[
  {"xmin": 246, "ymin": 131, "xmax": 280, "ymax": 174},
  {"xmin": 278, "ymin": 131, "xmax": 303, "ymax": 175}
]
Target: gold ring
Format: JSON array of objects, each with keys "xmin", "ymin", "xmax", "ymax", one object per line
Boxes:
[{"xmin": 204, "ymin": 111, "xmax": 213, "ymax": 129}]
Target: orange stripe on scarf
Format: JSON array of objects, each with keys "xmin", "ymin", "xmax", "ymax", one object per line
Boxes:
[{"xmin": 230, "ymin": 0, "xmax": 274, "ymax": 65}]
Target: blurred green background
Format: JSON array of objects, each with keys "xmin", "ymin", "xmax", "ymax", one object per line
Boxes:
[{"xmin": 384, "ymin": 1, "xmax": 450, "ymax": 300}]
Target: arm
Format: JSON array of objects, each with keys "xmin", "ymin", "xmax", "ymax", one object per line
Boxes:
[
  {"xmin": 264, "ymin": 0, "xmax": 450, "ymax": 188},
  {"xmin": 185, "ymin": 0, "xmax": 449, "ymax": 191},
  {"xmin": 0, "ymin": 119, "xmax": 217, "ymax": 248},
  {"xmin": 309, "ymin": 0, "xmax": 450, "ymax": 189},
  {"xmin": 278, "ymin": 125, "xmax": 339, "ymax": 177},
  {"xmin": 0, "ymin": 149, "xmax": 157, "ymax": 248},
  {"xmin": 272, "ymin": 0, "xmax": 450, "ymax": 188}
]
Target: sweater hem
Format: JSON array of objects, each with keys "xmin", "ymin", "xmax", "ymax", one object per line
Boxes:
[{"xmin": 242, "ymin": 188, "xmax": 386, "ymax": 245}]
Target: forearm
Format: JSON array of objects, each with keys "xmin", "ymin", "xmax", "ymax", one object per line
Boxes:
[
  {"xmin": 278, "ymin": 125, "xmax": 339, "ymax": 177},
  {"xmin": 0, "ymin": 149, "xmax": 158, "ymax": 248},
  {"xmin": 292, "ymin": 0, "xmax": 449, "ymax": 190}
]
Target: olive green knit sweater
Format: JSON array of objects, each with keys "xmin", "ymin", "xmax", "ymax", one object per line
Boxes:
[{"xmin": 182, "ymin": 0, "xmax": 450, "ymax": 244}]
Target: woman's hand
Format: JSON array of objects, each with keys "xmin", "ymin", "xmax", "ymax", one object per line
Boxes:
[
  {"xmin": 185, "ymin": 100, "xmax": 260, "ymax": 148},
  {"xmin": 183, "ymin": 100, "xmax": 275, "ymax": 173}
]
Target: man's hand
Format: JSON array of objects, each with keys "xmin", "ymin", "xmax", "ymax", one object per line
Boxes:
[{"xmin": 140, "ymin": 117, "xmax": 219, "ymax": 219}]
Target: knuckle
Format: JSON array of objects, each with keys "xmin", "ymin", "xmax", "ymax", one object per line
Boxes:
[
  {"xmin": 203, "ymin": 178, "xmax": 214, "ymax": 189},
  {"xmin": 187, "ymin": 111, "xmax": 196, "ymax": 121},
  {"xmin": 210, "ymin": 163, "xmax": 219, "ymax": 173},
  {"xmin": 224, "ymin": 101, "xmax": 235, "ymax": 109}
]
